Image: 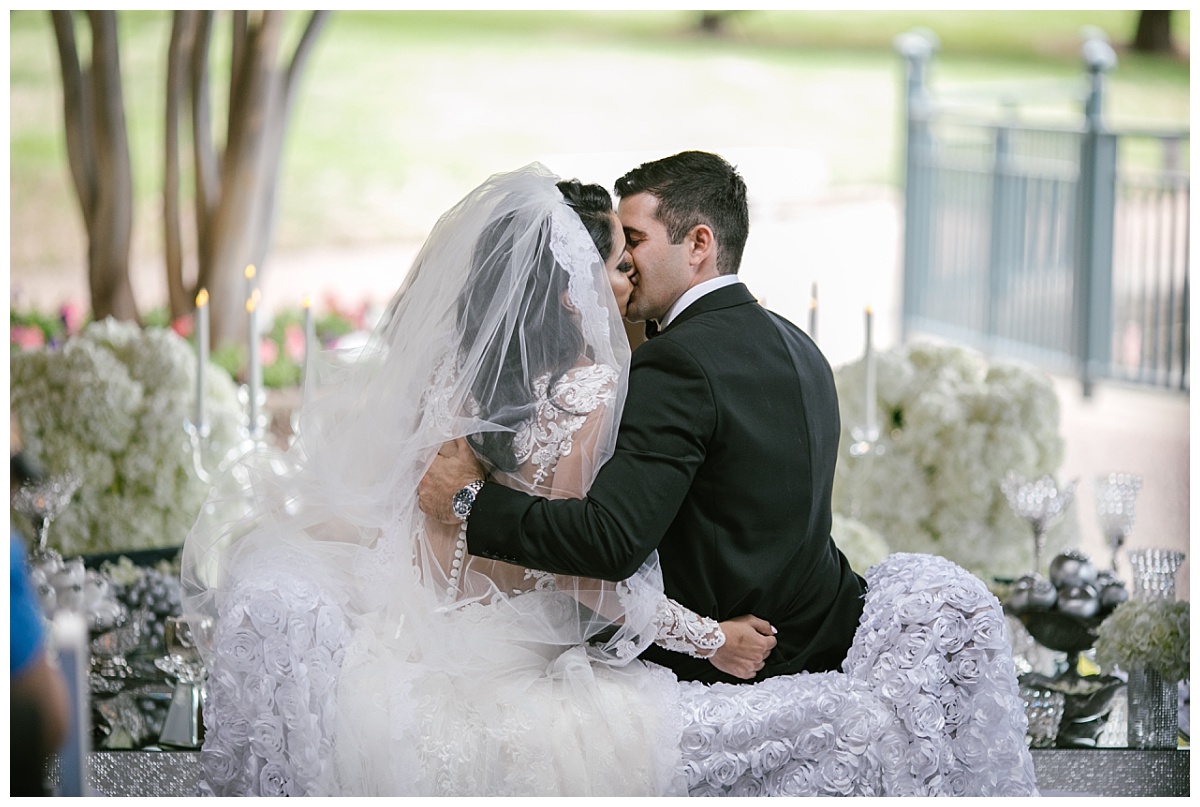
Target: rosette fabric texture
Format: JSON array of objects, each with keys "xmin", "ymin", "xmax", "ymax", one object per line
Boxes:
[{"xmin": 677, "ymin": 553, "xmax": 1038, "ymax": 796}]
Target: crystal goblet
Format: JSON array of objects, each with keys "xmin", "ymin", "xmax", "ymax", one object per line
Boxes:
[
  {"xmin": 1001, "ymin": 472, "xmax": 1078, "ymax": 576},
  {"xmin": 11, "ymin": 472, "xmax": 82, "ymax": 561},
  {"xmin": 1093, "ymin": 472, "xmax": 1141, "ymax": 573},
  {"xmin": 155, "ymin": 615, "xmax": 209, "ymax": 748}
]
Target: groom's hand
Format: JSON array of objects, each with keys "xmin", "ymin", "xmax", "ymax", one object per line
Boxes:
[
  {"xmin": 708, "ymin": 615, "xmax": 777, "ymax": 680},
  {"xmin": 418, "ymin": 437, "xmax": 485, "ymax": 524}
]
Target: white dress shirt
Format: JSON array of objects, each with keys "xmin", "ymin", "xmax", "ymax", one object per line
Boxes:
[{"xmin": 658, "ymin": 274, "xmax": 743, "ymax": 330}]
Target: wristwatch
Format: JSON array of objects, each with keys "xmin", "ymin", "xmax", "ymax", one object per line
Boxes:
[{"xmin": 451, "ymin": 479, "xmax": 485, "ymax": 522}]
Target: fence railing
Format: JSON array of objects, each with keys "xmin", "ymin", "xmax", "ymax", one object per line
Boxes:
[{"xmin": 896, "ymin": 30, "xmax": 1189, "ymax": 396}]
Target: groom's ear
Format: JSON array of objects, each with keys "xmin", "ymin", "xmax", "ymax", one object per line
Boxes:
[{"xmin": 686, "ymin": 223, "xmax": 715, "ymax": 268}]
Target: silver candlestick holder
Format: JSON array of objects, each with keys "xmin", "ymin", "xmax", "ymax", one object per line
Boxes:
[
  {"xmin": 11, "ymin": 472, "xmax": 82, "ymax": 562},
  {"xmin": 848, "ymin": 424, "xmax": 884, "ymax": 458},
  {"xmin": 1126, "ymin": 547, "xmax": 1184, "ymax": 601},
  {"xmin": 1093, "ymin": 472, "xmax": 1141, "ymax": 573},
  {"xmin": 1002, "ymin": 472, "xmax": 1077, "ymax": 576},
  {"xmin": 155, "ymin": 616, "xmax": 208, "ymax": 748},
  {"xmin": 183, "ymin": 419, "xmax": 212, "ymax": 484}
]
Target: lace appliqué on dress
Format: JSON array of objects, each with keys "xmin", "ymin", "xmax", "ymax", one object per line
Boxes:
[
  {"xmin": 510, "ymin": 363, "xmax": 617, "ymax": 487},
  {"xmin": 653, "ymin": 596, "xmax": 726, "ymax": 659}
]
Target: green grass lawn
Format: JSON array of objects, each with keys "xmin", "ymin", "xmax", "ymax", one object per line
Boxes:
[{"xmin": 9, "ymin": 10, "xmax": 1189, "ymax": 273}]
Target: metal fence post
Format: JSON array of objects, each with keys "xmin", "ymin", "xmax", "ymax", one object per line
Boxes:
[
  {"xmin": 1075, "ymin": 33, "xmax": 1118, "ymax": 397},
  {"xmin": 987, "ymin": 117, "xmax": 1016, "ymax": 346},
  {"xmin": 895, "ymin": 29, "xmax": 938, "ymax": 343}
]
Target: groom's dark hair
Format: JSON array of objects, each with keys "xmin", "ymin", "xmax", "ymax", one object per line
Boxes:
[{"xmin": 614, "ymin": 151, "xmax": 749, "ymax": 276}]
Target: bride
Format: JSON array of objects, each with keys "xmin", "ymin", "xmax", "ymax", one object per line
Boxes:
[
  {"xmin": 182, "ymin": 164, "xmax": 1038, "ymax": 797},
  {"xmin": 183, "ymin": 165, "xmax": 769, "ymax": 796}
]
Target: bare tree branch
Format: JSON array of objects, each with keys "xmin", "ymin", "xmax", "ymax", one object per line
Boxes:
[
  {"xmin": 1132, "ymin": 10, "xmax": 1175, "ymax": 55},
  {"xmin": 285, "ymin": 10, "xmax": 331, "ymax": 98},
  {"xmin": 204, "ymin": 12, "xmax": 286, "ymax": 344},
  {"xmin": 191, "ymin": 10, "xmax": 218, "ymax": 287},
  {"xmin": 85, "ymin": 10, "xmax": 138, "ymax": 322},
  {"xmin": 229, "ymin": 10, "xmax": 249, "ymax": 149},
  {"xmin": 50, "ymin": 11, "xmax": 96, "ymax": 219},
  {"xmin": 253, "ymin": 10, "xmax": 331, "ymax": 264},
  {"xmin": 164, "ymin": 11, "xmax": 196, "ymax": 318}
]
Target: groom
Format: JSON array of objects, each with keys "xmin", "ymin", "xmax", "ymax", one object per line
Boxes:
[{"xmin": 421, "ymin": 151, "xmax": 865, "ymax": 685}]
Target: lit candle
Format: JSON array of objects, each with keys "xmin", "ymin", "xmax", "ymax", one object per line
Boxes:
[
  {"xmin": 194, "ymin": 288, "xmax": 209, "ymax": 431},
  {"xmin": 51, "ymin": 612, "xmax": 90, "ymax": 796},
  {"xmin": 864, "ymin": 306, "xmax": 877, "ymax": 439},
  {"xmin": 302, "ymin": 295, "xmax": 315, "ymax": 394},
  {"xmin": 808, "ymin": 282, "xmax": 818, "ymax": 343},
  {"xmin": 244, "ymin": 263, "xmax": 257, "ymax": 299},
  {"xmin": 247, "ymin": 293, "xmax": 260, "ymax": 440}
]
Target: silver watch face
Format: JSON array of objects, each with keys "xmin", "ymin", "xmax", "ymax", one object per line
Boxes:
[{"xmin": 452, "ymin": 486, "xmax": 475, "ymax": 521}]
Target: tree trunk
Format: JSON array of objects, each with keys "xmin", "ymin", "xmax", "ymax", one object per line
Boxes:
[
  {"xmin": 50, "ymin": 10, "xmax": 139, "ymax": 323},
  {"xmin": 165, "ymin": 10, "xmax": 329, "ymax": 349},
  {"xmin": 1132, "ymin": 10, "xmax": 1174, "ymax": 55},
  {"xmin": 250, "ymin": 11, "xmax": 330, "ymax": 266},
  {"xmin": 164, "ymin": 12, "xmax": 196, "ymax": 320},
  {"xmin": 203, "ymin": 11, "xmax": 282, "ymax": 348},
  {"xmin": 698, "ymin": 11, "xmax": 738, "ymax": 36}
]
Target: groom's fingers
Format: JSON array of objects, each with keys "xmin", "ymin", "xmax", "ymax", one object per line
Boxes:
[{"xmin": 437, "ymin": 436, "xmax": 470, "ymax": 458}]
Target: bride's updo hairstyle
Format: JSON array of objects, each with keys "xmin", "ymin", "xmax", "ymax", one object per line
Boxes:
[
  {"xmin": 458, "ymin": 179, "xmax": 615, "ymax": 472},
  {"xmin": 556, "ymin": 179, "xmax": 616, "ymax": 264}
]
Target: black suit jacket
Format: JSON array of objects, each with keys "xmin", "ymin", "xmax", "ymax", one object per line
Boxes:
[{"xmin": 468, "ymin": 282, "xmax": 865, "ymax": 684}]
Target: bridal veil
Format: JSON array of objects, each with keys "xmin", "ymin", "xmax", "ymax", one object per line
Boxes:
[{"xmin": 180, "ymin": 165, "xmax": 682, "ymax": 795}]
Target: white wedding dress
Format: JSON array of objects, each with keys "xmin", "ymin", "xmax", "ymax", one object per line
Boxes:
[
  {"xmin": 193, "ymin": 364, "xmax": 1037, "ymax": 797},
  {"xmin": 184, "ymin": 165, "xmax": 1037, "ymax": 797}
]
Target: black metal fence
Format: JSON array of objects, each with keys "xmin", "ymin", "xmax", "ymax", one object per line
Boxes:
[{"xmin": 897, "ymin": 31, "xmax": 1189, "ymax": 395}]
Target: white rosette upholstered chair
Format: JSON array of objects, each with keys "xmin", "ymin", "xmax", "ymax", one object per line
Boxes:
[{"xmin": 675, "ymin": 553, "xmax": 1038, "ymax": 796}]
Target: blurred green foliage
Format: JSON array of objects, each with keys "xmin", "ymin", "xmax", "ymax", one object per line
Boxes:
[{"xmin": 11, "ymin": 10, "xmax": 1189, "ymax": 276}]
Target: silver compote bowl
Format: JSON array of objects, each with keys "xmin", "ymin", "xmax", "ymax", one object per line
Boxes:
[{"xmin": 1006, "ymin": 550, "xmax": 1125, "ymax": 748}]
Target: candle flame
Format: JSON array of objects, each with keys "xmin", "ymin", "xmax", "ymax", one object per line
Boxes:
[
  {"xmin": 244, "ymin": 264, "xmax": 257, "ymax": 280},
  {"xmin": 302, "ymin": 295, "xmax": 312, "ymax": 309},
  {"xmin": 196, "ymin": 288, "xmax": 209, "ymax": 307},
  {"xmin": 246, "ymin": 296, "xmax": 257, "ymax": 314},
  {"xmin": 866, "ymin": 305, "xmax": 874, "ymax": 315}
]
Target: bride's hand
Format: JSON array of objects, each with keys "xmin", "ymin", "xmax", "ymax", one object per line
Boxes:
[
  {"xmin": 418, "ymin": 437, "xmax": 486, "ymax": 524},
  {"xmin": 707, "ymin": 615, "xmax": 777, "ymax": 680}
]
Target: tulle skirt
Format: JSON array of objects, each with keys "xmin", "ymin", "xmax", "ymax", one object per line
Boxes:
[
  {"xmin": 195, "ymin": 552, "xmax": 1037, "ymax": 797},
  {"xmin": 334, "ymin": 615, "xmax": 685, "ymax": 796}
]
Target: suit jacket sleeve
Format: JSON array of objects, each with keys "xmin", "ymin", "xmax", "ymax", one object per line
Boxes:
[{"xmin": 467, "ymin": 337, "xmax": 712, "ymax": 581}]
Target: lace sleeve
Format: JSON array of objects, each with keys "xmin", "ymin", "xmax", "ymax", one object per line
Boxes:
[{"xmin": 652, "ymin": 596, "xmax": 726, "ymax": 659}]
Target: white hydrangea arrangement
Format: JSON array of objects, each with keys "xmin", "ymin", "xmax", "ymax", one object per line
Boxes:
[
  {"xmin": 11, "ymin": 318, "xmax": 243, "ymax": 556},
  {"xmin": 1095, "ymin": 599, "xmax": 1190, "ymax": 682},
  {"xmin": 830, "ymin": 513, "xmax": 890, "ymax": 575},
  {"xmin": 831, "ymin": 340, "xmax": 1073, "ymax": 582}
]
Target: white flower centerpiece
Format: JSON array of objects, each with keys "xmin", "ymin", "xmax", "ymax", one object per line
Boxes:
[
  {"xmin": 830, "ymin": 513, "xmax": 890, "ymax": 575},
  {"xmin": 832, "ymin": 340, "xmax": 1073, "ymax": 582},
  {"xmin": 1096, "ymin": 598, "xmax": 1189, "ymax": 748},
  {"xmin": 11, "ymin": 318, "xmax": 242, "ymax": 556},
  {"xmin": 1095, "ymin": 599, "xmax": 1189, "ymax": 683}
]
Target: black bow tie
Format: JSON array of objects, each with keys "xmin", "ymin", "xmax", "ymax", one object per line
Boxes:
[{"xmin": 644, "ymin": 320, "xmax": 661, "ymax": 340}]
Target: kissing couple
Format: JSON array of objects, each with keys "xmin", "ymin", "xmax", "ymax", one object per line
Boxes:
[{"xmin": 182, "ymin": 151, "xmax": 1038, "ymax": 796}]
